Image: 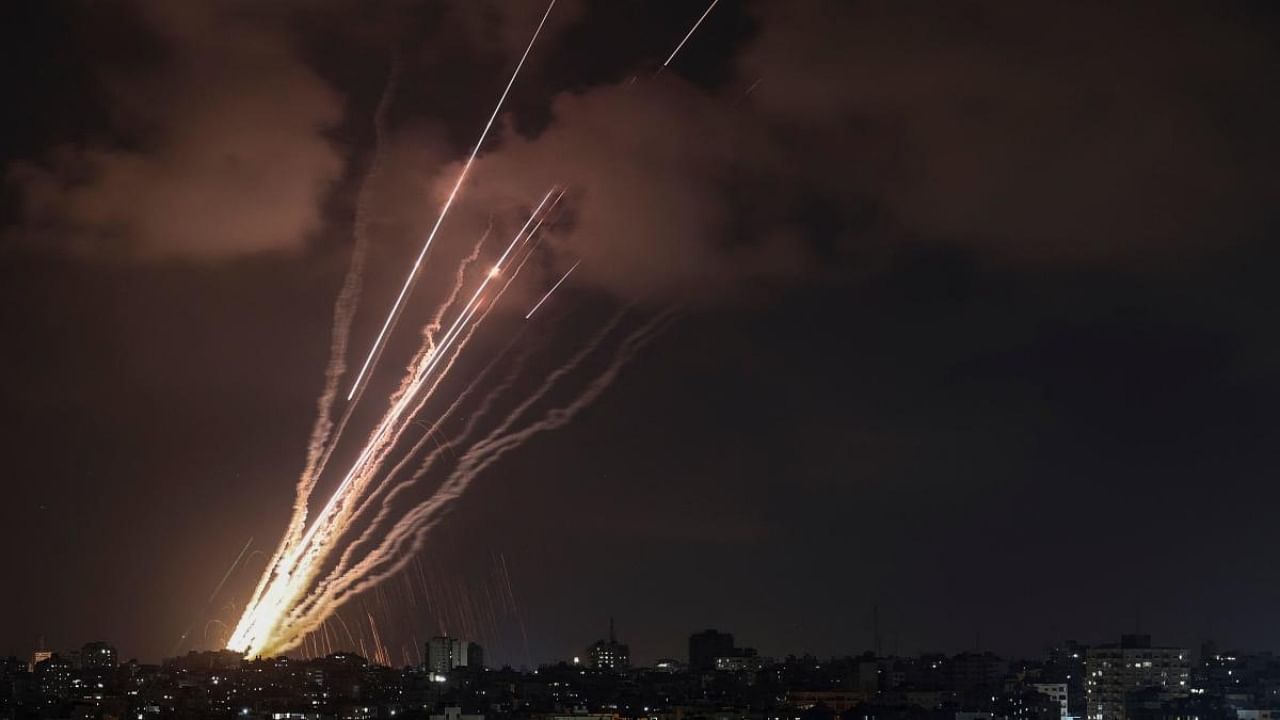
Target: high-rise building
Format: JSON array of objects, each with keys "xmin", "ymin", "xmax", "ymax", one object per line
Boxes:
[
  {"xmin": 1045, "ymin": 640, "xmax": 1087, "ymax": 720},
  {"xmin": 1085, "ymin": 635, "xmax": 1188, "ymax": 720},
  {"xmin": 1033, "ymin": 682, "xmax": 1070, "ymax": 720},
  {"xmin": 33, "ymin": 655, "xmax": 72, "ymax": 703},
  {"xmin": 427, "ymin": 636, "xmax": 465, "ymax": 675},
  {"xmin": 81, "ymin": 641, "xmax": 118, "ymax": 670},
  {"xmin": 715, "ymin": 652, "xmax": 763, "ymax": 677},
  {"xmin": 689, "ymin": 629, "xmax": 735, "ymax": 673},
  {"xmin": 587, "ymin": 619, "xmax": 630, "ymax": 671},
  {"xmin": 425, "ymin": 637, "xmax": 483, "ymax": 675},
  {"xmin": 949, "ymin": 652, "xmax": 1008, "ymax": 691}
]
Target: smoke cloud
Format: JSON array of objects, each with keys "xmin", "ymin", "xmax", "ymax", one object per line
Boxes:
[
  {"xmin": 8, "ymin": 1, "xmax": 344, "ymax": 260},
  {"xmin": 737, "ymin": 0, "xmax": 1280, "ymax": 264},
  {"xmin": 8, "ymin": 0, "xmax": 1276, "ymax": 285},
  {"xmin": 434, "ymin": 0, "xmax": 1280, "ymax": 306}
]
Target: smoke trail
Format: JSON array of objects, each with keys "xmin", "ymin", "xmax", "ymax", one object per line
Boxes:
[
  {"xmin": 315, "ymin": 224, "xmax": 489, "ymax": 496},
  {"xmin": 270, "ymin": 311, "xmax": 673, "ymax": 649},
  {"xmin": 317, "ymin": 311, "xmax": 672, "ymax": 633},
  {"xmin": 327, "ymin": 194, "xmax": 557, "ymax": 509},
  {"xmin": 228, "ymin": 193, "xmax": 559, "ymax": 655},
  {"xmin": 284, "ymin": 246, "xmax": 543, "ymax": 629},
  {"xmin": 297, "ymin": 52, "xmax": 401, "ymax": 527},
  {"xmin": 292, "ymin": 55, "xmax": 417, "ymax": 494},
  {"xmin": 242, "ymin": 56, "xmax": 401, "ymax": 622},
  {"xmin": 322, "ymin": 331, "xmax": 530, "ymax": 589},
  {"xmin": 338, "ymin": 306, "xmax": 633, "ymax": 569},
  {"xmin": 383, "ymin": 227, "xmax": 491, "ymax": 415},
  {"xmin": 426, "ymin": 223, "xmax": 490, "ymax": 352},
  {"xmin": 346, "ymin": 0, "xmax": 558, "ymax": 401}
]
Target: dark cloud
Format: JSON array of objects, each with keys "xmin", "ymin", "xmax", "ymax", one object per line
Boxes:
[
  {"xmin": 458, "ymin": 78, "xmax": 810, "ymax": 304},
  {"xmin": 738, "ymin": 0, "xmax": 1280, "ymax": 263},
  {"xmin": 8, "ymin": 0, "xmax": 1277, "ymax": 274},
  {"xmin": 442, "ymin": 0, "xmax": 587, "ymax": 66},
  {"xmin": 384, "ymin": 0, "xmax": 1280, "ymax": 311},
  {"xmin": 7, "ymin": 0, "xmax": 345, "ymax": 260}
]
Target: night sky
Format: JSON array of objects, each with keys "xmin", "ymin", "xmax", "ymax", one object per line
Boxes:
[{"xmin": 2, "ymin": 0, "xmax": 1279, "ymax": 666}]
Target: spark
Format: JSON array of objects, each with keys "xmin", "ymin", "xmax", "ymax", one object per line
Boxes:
[
  {"xmin": 346, "ymin": 0, "xmax": 558, "ymax": 401},
  {"xmin": 526, "ymin": 260, "xmax": 581, "ymax": 319},
  {"xmin": 663, "ymin": 0, "xmax": 721, "ymax": 68}
]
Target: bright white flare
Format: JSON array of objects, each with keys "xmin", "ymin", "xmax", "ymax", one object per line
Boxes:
[
  {"xmin": 526, "ymin": 260, "xmax": 581, "ymax": 319},
  {"xmin": 346, "ymin": 0, "xmax": 558, "ymax": 401},
  {"xmin": 663, "ymin": 0, "xmax": 721, "ymax": 67}
]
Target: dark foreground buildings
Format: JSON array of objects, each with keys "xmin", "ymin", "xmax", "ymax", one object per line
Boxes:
[{"xmin": 2, "ymin": 633, "xmax": 1277, "ymax": 720}]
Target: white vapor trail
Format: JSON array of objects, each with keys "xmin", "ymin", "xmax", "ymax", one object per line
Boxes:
[
  {"xmin": 242, "ymin": 56, "xmax": 400, "ymax": 623},
  {"xmin": 346, "ymin": 0, "xmax": 558, "ymax": 401},
  {"xmin": 227, "ymin": 190, "xmax": 558, "ymax": 656},
  {"xmin": 270, "ymin": 311, "xmax": 675, "ymax": 648}
]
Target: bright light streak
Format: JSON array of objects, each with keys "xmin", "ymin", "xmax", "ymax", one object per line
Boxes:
[
  {"xmin": 525, "ymin": 260, "xmax": 581, "ymax": 319},
  {"xmin": 346, "ymin": 0, "xmax": 558, "ymax": 401},
  {"xmin": 227, "ymin": 189, "xmax": 559, "ymax": 657},
  {"xmin": 663, "ymin": 0, "xmax": 720, "ymax": 67},
  {"xmin": 208, "ymin": 537, "xmax": 254, "ymax": 605}
]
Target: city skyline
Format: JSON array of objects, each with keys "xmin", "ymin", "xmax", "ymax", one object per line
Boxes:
[
  {"xmin": 3, "ymin": 624, "xmax": 1273, "ymax": 672},
  {"xmin": 9, "ymin": 629, "xmax": 1278, "ymax": 720}
]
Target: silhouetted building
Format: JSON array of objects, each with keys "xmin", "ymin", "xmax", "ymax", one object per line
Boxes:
[
  {"xmin": 1086, "ymin": 635, "xmax": 1188, "ymax": 720},
  {"xmin": 653, "ymin": 658, "xmax": 684, "ymax": 673},
  {"xmin": 716, "ymin": 651, "xmax": 763, "ymax": 675},
  {"xmin": 689, "ymin": 629, "xmax": 735, "ymax": 673},
  {"xmin": 164, "ymin": 649, "xmax": 244, "ymax": 672},
  {"xmin": 1045, "ymin": 640, "xmax": 1088, "ymax": 719},
  {"xmin": 80, "ymin": 641, "xmax": 117, "ymax": 670},
  {"xmin": 587, "ymin": 619, "xmax": 630, "ymax": 671},
  {"xmin": 949, "ymin": 652, "xmax": 1007, "ymax": 692},
  {"xmin": 33, "ymin": 655, "xmax": 72, "ymax": 704},
  {"xmin": 427, "ymin": 636, "xmax": 473, "ymax": 675},
  {"xmin": 1034, "ymin": 682, "xmax": 1070, "ymax": 720},
  {"xmin": 28, "ymin": 650, "xmax": 51, "ymax": 674}
]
